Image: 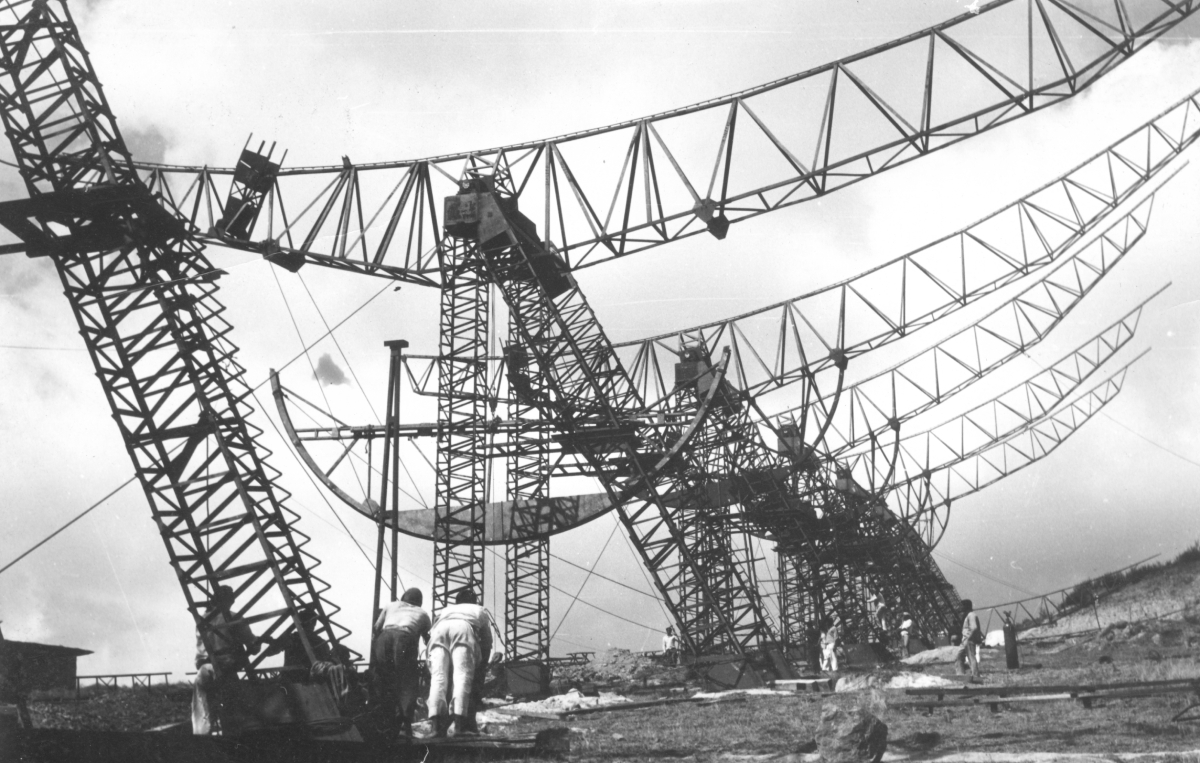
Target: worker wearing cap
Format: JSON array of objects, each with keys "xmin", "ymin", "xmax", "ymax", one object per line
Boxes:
[
  {"xmin": 426, "ymin": 589, "xmax": 499, "ymax": 737},
  {"xmin": 372, "ymin": 588, "xmax": 431, "ymax": 741}
]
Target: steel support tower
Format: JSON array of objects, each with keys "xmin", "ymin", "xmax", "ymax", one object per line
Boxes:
[{"xmin": 0, "ymin": 0, "xmax": 348, "ymax": 681}]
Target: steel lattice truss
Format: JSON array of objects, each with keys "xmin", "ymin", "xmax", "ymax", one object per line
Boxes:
[
  {"xmin": 134, "ymin": 0, "xmax": 1199, "ymax": 284},
  {"xmin": 0, "ymin": 0, "xmax": 349, "ymax": 677}
]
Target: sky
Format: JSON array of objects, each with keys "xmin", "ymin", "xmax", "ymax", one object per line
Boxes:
[{"xmin": 1, "ymin": 0, "xmax": 1200, "ymax": 677}]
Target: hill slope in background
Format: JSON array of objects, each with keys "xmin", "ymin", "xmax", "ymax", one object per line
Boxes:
[{"xmin": 1022, "ymin": 555, "xmax": 1200, "ymax": 640}]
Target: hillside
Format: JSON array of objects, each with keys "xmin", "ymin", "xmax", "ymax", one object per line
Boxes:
[{"xmin": 1022, "ymin": 555, "xmax": 1200, "ymax": 641}]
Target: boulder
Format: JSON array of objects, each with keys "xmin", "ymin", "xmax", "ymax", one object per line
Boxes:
[
  {"xmin": 814, "ymin": 704, "xmax": 887, "ymax": 763},
  {"xmin": 900, "ymin": 645, "xmax": 961, "ymax": 666}
]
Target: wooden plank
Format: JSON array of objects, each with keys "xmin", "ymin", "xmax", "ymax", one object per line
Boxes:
[{"xmin": 906, "ymin": 678, "xmax": 1199, "ymax": 697}]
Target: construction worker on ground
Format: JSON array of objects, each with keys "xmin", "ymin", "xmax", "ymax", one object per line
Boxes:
[
  {"xmin": 819, "ymin": 614, "xmax": 841, "ymax": 673},
  {"xmin": 426, "ymin": 588, "xmax": 500, "ymax": 737},
  {"xmin": 262, "ymin": 602, "xmax": 352, "ymax": 708},
  {"xmin": 192, "ymin": 586, "xmax": 259, "ymax": 735},
  {"xmin": 957, "ymin": 599, "xmax": 983, "ymax": 679},
  {"xmin": 899, "ymin": 611, "xmax": 914, "ymax": 656},
  {"xmin": 372, "ymin": 587, "xmax": 431, "ymax": 741},
  {"xmin": 661, "ymin": 626, "xmax": 679, "ymax": 667}
]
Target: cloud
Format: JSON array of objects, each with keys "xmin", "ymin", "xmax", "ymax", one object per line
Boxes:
[
  {"xmin": 121, "ymin": 124, "xmax": 172, "ymax": 164},
  {"xmin": 0, "ymin": 256, "xmax": 56, "ymax": 312},
  {"xmin": 312, "ymin": 353, "xmax": 348, "ymax": 386}
]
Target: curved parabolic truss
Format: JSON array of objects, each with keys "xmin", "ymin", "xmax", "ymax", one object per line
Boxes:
[
  {"xmin": 135, "ymin": 0, "xmax": 1200, "ymax": 284},
  {"xmin": 269, "ymin": 350, "xmax": 736, "ymax": 544}
]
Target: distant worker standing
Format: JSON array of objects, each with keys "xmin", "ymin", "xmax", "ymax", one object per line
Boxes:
[
  {"xmin": 819, "ymin": 615, "xmax": 842, "ymax": 673},
  {"xmin": 372, "ymin": 588, "xmax": 431, "ymax": 741},
  {"xmin": 426, "ymin": 589, "xmax": 496, "ymax": 738},
  {"xmin": 662, "ymin": 626, "xmax": 679, "ymax": 667},
  {"xmin": 957, "ymin": 599, "xmax": 983, "ymax": 679},
  {"xmin": 899, "ymin": 611, "xmax": 914, "ymax": 655}
]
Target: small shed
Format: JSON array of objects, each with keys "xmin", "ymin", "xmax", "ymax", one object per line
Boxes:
[{"xmin": 0, "ymin": 639, "xmax": 92, "ymax": 696}]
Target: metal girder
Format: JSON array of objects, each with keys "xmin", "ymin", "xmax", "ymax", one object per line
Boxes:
[
  {"xmin": 135, "ymin": 0, "xmax": 1198, "ymax": 281},
  {"xmin": 0, "ymin": 0, "xmax": 348, "ymax": 678}
]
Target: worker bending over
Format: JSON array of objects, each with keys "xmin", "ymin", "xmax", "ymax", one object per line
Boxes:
[
  {"xmin": 426, "ymin": 589, "xmax": 500, "ymax": 737},
  {"xmin": 371, "ymin": 588, "xmax": 431, "ymax": 741}
]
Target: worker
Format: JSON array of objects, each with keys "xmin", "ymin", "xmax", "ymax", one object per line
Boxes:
[
  {"xmin": 875, "ymin": 599, "xmax": 892, "ymax": 640},
  {"xmin": 426, "ymin": 589, "xmax": 498, "ymax": 738},
  {"xmin": 192, "ymin": 586, "xmax": 259, "ymax": 735},
  {"xmin": 262, "ymin": 603, "xmax": 333, "ymax": 673},
  {"xmin": 819, "ymin": 615, "xmax": 841, "ymax": 673},
  {"xmin": 372, "ymin": 588, "xmax": 431, "ymax": 741},
  {"xmin": 899, "ymin": 611, "xmax": 914, "ymax": 655},
  {"xmin": 662, "ymin": 626, "xmax": 679, "ymax": 667},
  {"xmin": 957, "ymin": 599, "xmax": 983, "ymax": 679}
]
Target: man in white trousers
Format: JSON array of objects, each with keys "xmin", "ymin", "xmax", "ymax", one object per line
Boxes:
[{"xmin": 426, "ymin": 588, "xmax": 496, "ymax": 737}]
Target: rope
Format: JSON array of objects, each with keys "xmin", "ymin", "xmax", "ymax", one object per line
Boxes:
[
  {"xmin": 0, "ymin": 477, "xmax": 136, "ymax": 576},
  {"xmin": 547, "ymin": 550, "xmax": 660, "ymax": 600},
  {"xmin": 269, "ymin": 266, "xmax": 370, "ymax": 499},
  {"xmin": 250, "ymin": 388, "xmax": 375, "ymax": 570},
  {"xmin": 549, "ymin": 518, "xmax": 622, "ymax": 641},
  {"xmin": 249, "ymin": 281, "xmax": 391, "ymax": 395}
]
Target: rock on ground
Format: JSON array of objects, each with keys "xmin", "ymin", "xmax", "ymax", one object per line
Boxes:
[
  {"xmin": 900, "ymin": 645, "xmax": 963, "ymax": 666},
  {"xmin": 834, "ymin": 672, "xmax": 953, "ymax": 692},
  {"xmin": 503, "ymin": 688, "xmax": 631, "ymax": 716},
  {"xmin": 814, "ymin": 704, "xmax": 887, "ymax": 763}
]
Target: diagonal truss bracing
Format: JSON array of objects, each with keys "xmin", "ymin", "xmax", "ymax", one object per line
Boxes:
[
  {"xmin": 134, "ymin": 0, "xmax": 1198, "ymax": 282},
  {"xmin": 0, "ymin": 0, "xmax": 348, "ymax": 676}
]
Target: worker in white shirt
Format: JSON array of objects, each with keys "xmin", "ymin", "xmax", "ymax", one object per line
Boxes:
[
  {"xmin": 662, "ymin": 626, "xmax": 679, "ymax": 666},
  {"xmin": 899, "ymin": 611, "xmax": 914, "ymax": 655},
  {"xmin": 372, "ymin": 588, "xmax": 431, "ymax": 741},
  {"xmin": 426, "ymin": 589, "xmax": 500, "ymax": 737}
]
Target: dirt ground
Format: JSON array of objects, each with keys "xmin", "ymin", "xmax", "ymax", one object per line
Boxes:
[
  {"xmin": 22, "ymin": 637, "xmax": 1200, "ymax": 761},
  {"xmin": 20, "ymin": 561, "xmax": 1200, "ymax": 760},
  {"xmin": 502, "ymin": 642, "xmax": 1200, "ymax": 761}
]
